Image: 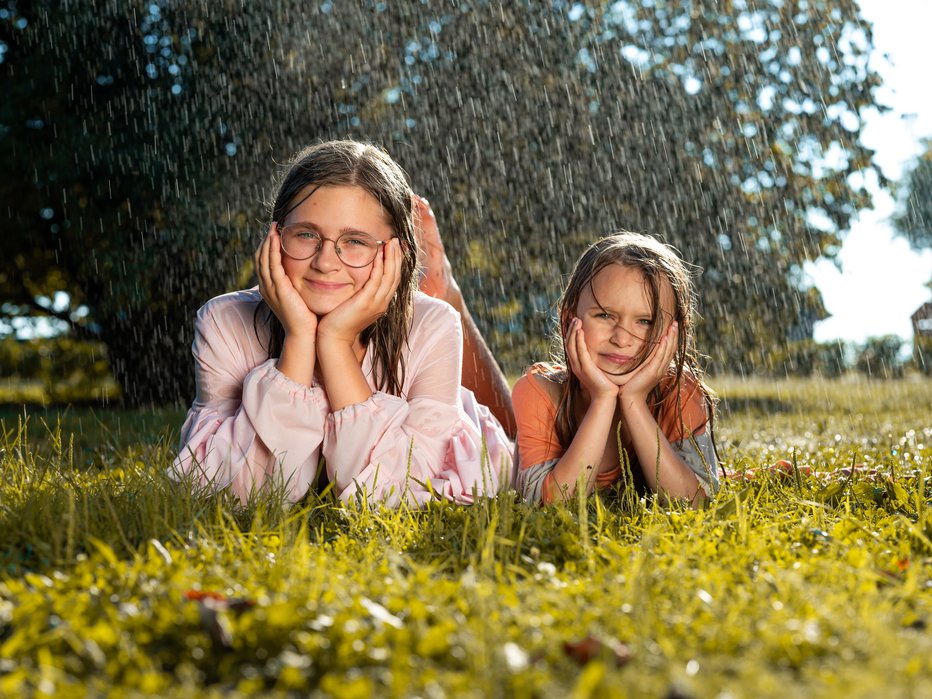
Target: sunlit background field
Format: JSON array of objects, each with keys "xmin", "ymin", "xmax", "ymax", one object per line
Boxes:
[{"xmin": 1, "ymin": 375, "xmax": 930, "ymax": 698}]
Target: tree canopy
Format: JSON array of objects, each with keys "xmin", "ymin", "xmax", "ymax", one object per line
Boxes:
[
  {"xmin": 894, "ymin": 137, "xmax": 932, "ymax": 254},
  {"xmin": 1, "ymin": 0, "xmax": 883, "ymax": 403}
]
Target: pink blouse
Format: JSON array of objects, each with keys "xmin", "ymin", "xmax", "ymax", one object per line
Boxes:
[{"xmin": 173, "ymin": 288, "xmax": 514, "ymax": 507}]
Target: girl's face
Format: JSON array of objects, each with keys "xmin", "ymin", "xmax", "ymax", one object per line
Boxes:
[
  {"xmin": 280, "ymin": 184, "xmax": 395, "ymax": 316},
  {"xmin": 574, "ymin": 263, "xmax": 675, "ymax": 374}
]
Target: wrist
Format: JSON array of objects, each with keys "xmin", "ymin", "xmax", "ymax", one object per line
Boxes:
[
  {"xmin": 618, "ymin": 392, "xmax": 649, "ymax": 414},
  {"xmin": 283, "ymin": 327, "xmax": 316, "ymax": 342},
  {"xmin": 315, "ymin": 334, "xmax": 362, "ymax": 364},
  {"xmin": 589, "ymin": 393, "xmax": 618, "ymax": 412}
]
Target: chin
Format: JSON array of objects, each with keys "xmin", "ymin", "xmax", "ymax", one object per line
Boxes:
[
  {"xmin": 307, "ymin": 302, "xmax": 339, "ymax": 316},
  {"xmin": 599, "ymin": 362, "xmax": 636, "ymax": 377},
  {"xmin": 303, "ymin": 294, "xmax": 346, "ymax": 317}
]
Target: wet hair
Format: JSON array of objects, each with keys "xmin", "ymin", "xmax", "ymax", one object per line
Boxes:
[
  {"xmin": 254, "ymin": 140, "xmax": 418, "ymax": 396},
  {"xmin": 551, "ymin": 232, "xmax": 718, "ymax": 491}
]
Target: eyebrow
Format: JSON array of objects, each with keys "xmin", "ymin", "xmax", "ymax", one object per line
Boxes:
[
  {"xmin": 588, "ymin": 304, "xmax": 654, "ymax": 318},
  {"xmin": 285, "ymin": 220, "xmax": 384, "ymax": 239}
]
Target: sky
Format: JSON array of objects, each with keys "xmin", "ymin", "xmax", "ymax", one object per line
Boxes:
[{"xmin": 805, "ymin": 0, "xmax": 932, "ymax": 347}]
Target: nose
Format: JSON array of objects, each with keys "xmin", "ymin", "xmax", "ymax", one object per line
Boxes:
[
  {"xmin": 310, "ymin": 238, "xmax": 342, "ymax": 271},
  {"xmin": 610, "ymin": 322, "xmax": 636, "ymax": 348}
]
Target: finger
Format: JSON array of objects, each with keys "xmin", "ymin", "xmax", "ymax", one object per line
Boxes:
[
  {"xmin": 255, "ymin": 225, "xmax": 270, "ymax": 269},
  {"xmin": 659, "ymin": 321, "xmax": 679, "ymax": 366},
  {"xmin": 343, "ymin": 240, "xmax": 385, "ymax": 317},
  {"xmin": 565, "ymin": 321, "xmax": 581, "ymax": 375},
  {"xmin": 367, "ymin": 242, "xmax": 396, "ymax": 313},
  {"xmin": 575, "ymin": 321, "xmax": 596, "ymax": 373},
  {"xmin": 371, "ymin": 244, "xmax": 396, "ymax": 310},
  {"xmin": 382, "ymin": 238, "xmax": 403, "ymax": 297},
  {"xmin": 574, "ymin": 322, "xmax": 602, "ymax": 382},
  {"xmin": 256, "ymin": 229, "xmax": 272, "ymax": 295},
  {"xmin": 267, "ymin": 225, "xmax": 291, "ymax": 286},
  {"xmin": 639, "ymin": 325, "xmax": 676, "ymax": 380}
]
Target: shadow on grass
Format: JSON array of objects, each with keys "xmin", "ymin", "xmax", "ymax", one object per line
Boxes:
[{"xmin": 0, "ymin": 404, "xmax": 186, "ymax": 461}]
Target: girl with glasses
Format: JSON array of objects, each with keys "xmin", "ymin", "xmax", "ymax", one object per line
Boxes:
[
  {"xmin": 512, "ymin": 232, "xmax": 721, "ymax": 507},
  {"xmin": 174, "ymin": 140, "xmax": 514, "ymax": 506}
]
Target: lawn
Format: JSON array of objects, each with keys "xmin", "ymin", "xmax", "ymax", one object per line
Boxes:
[{"xmin": 1, "ymin": 376, "xmax": 930, "ymax": 698}]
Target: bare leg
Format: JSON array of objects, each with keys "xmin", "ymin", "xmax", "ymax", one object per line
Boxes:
[{"xmin": 414, "ymin": 196, "xmax": 516, "ymax": 438}]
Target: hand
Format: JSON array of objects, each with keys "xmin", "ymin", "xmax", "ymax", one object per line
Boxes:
[
  {"xmin": 413, "ymin": 195, "xmax": 460, "ymax": 305},
  {"xmin": 255, "ymin": 224, "xmax": 318, "ymax": 339},
  {"xmin": 565, "ymin": 318, "xmax": 618, "ymax": 404},
  {"xmin": 316, "ymin": 238, "xmax": 403, "ymax": 348},
  {"xmin": 617, "ymin": 321, "xmax": 678, "ymax": 404}
]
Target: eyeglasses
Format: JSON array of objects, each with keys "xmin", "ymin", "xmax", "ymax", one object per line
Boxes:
[{"xmin": 278, "ymin": 224, "xmax": 389, "ymax": 268}]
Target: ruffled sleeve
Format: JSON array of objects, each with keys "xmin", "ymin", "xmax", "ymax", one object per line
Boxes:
[
  {"xmin": 322, "ymin": 296, "xmax": 512, "ymax": 506},
  {"xmin": 172, "ymin": 290, "xmax": 329, "ymax": 504}
]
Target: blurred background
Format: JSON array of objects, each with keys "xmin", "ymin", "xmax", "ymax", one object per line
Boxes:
[{"xmin": 1, "ymin": 0, "xmax": 930, "ymax": 408}]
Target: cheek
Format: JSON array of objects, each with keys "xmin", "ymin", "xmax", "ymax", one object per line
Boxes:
[
  {"xmin": 579, "ymin": 318, "xmax": 602, "ymax": 348},
  {"xmin": 280, "ymin": 257, "xmax": 304, "ymax": 281},
  {"xmin": 348, "ymin": 264, "xmax": 374, "ymax": 287}
]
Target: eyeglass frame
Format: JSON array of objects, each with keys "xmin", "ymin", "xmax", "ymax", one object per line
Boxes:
[{"xmin": 277, "ymin": 224, "xmax": 390, "ymax": 268}]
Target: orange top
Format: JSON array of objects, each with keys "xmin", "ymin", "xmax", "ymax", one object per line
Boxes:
[{"xmin": 512, "ymin": 362, "xmax": 710, "ymax": 503}]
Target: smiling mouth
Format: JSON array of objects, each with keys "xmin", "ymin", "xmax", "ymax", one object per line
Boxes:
[
  {"xmin": 600, "ymin": 354, "xmax": 633, "ymax": 365},
  {"xmin": 307, "ymin": 279, "xmax": 349, "ymax": 291}
]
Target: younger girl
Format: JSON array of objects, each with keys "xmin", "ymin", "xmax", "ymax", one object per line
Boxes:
[
  {"xmin": 173, "ymin": 140, "xmax": 514, "ymax": 507},
  {"xmin": 512, "ymin": 233, "xmax": 719, "ymax": 506}
]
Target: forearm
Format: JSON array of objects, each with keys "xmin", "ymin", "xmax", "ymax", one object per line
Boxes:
[
  {"xmin": 620, "ymin": 398, "xmax": 705, "ymax": 506},
  {"xmin": 276, "ymin": 334, "xmax": 316, "ymax": 387},
  {"xmin": 316, "ymin": 340, "xmax": 373, "ymax": 410},
  {"xmin": 548, "ymin": 398, "xmax": 615, "ymax": 500}
]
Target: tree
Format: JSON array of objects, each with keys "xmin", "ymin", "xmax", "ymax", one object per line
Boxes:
[
  {"xmin": 894, "ymin": 137, "xmax": 932, "ymax": 252},
  {"xmin": 1, "ymin": 0, "xmax": 884, "ymax": 403},
  {"xmin": 855, "ymin": 335, "xmax": 904, "ymax": 379}
]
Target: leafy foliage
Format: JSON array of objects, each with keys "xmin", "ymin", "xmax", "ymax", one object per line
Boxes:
[
  {"xmin": 758, "ymin": 338, "xmax": 849, "ymax": 378},
  {"xmin": 894, "ymin": 137, "xmax": 932, "ymax": 253},
  {"xmin": 855, "ymin": 335, "xmax": 905, "ymax": 379},
  {"xmin": 1, "ymin": 1, "xmax": 883, "ymax": 401},
  {"xmin": 0, "ymin": 337, "xmax": 119, "ymax": 403}
]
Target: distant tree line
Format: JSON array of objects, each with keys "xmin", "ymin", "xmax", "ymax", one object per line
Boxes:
[
  {"xmin": 767, "ymin": 335, "xmax": 925, "ymax": 379},
  {"xmin": 1, "ymin": 1, "xmax": 893, "ymax": 404}
]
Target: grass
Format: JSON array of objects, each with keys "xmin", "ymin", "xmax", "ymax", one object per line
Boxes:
[{"xmin": 0, "ymin": 376, "xmax": 931, "ymax": 698}]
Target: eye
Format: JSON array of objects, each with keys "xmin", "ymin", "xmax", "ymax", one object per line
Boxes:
[
  {"xmin": 285, "ymin": 225, "xmax": 319, "ymax": 241},
  {"xmin": 636, "ymin": 318, "xmax": 653, "ymax": 326},
  {"xmin": 339, "ymin": 234, "xmax": 378, "ymax": 248},
  {"xmin": 594, "ymin": 312, "xmax": 615, "ymax": 322}
]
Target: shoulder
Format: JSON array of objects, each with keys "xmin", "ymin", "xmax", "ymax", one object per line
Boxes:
[
  {"xmin": 194, "ymin": 287, "xmax": 268, "ymax": 351},
  {"xmin": 411, "ymin": 292, "xmax": 460, "ymax": 323},
  {"xmin": 512, "ymin": 362, "xmax": 565, "ymax": 409},
  {"xmin": 409, "ymin": 293, "xmax": 462, "ymax": 336},
  {"xmin": 196, "ymin": 287, "xmax": 264, "ymax": 326}
]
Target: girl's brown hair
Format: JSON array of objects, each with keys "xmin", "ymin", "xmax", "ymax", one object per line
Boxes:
[
  {"xmin": 255, "ymin": 140, "xmax": 418, "ymax": 396},
  {"xmin": 552, "ymin": 232, "xmax": 717, "ymax": 489}
]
